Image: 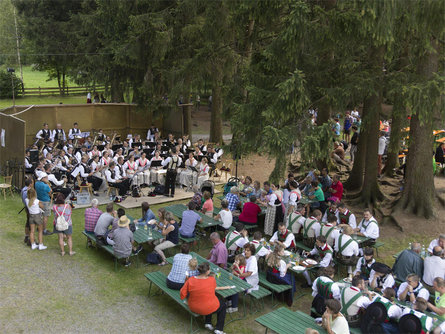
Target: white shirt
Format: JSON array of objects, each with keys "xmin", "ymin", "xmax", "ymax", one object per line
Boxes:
[
  {"xmin": 277, "ymin": 259, "xmax": 288, "ymax": 277},
  {"xmin": 322, "ymin": 209, "xmax": 340, "ymax": 224},
  {"xmin": 378, "ymin": 136, "xmax": 387, "ymax": 155},
  {"xmin": 422, "ymin": 255, "xmax": 445, "ymax": 286},
  {"xmin": 25, "ymin": 198, "xmax": 40, "ymax": 215},
  {"xmin": 36, "ymin": 129, "xmax": 51, "ymax": 140},
  {"xmin": 353, "ymin": 257, "xmax": 375, "ymax": 276},
  {"xmin": 401, "ymin": 308, "xmax": 433, "ymax": 331},
  {"xmin": 226, "ymin": 230, "xmax": 249, "ymax": 251},
  {"xmin": 427, "ymin": 238, "xmax": 442, "ymax": 253},
  {"xmin": 48, "ymin": 173, "xmax": 64, "ymax": 186},
  {"xmin": 311, "ymin": 276, "xmax": 340, "ymax": 300},
  {"xmin": 104, "ymin": 169, "xmax": 118, "ymax": 183},
  {"xmin": 51, "ymin": 129, "xmax": 66, "ymax": 142},
  {"xmin": 68, "ymin": 128, "xmax": 81, "ymax": 140},
  {"xmin": 334, "ymin": 234, "xmax": 359, "ymax": 256},
  {"xmin": 162, "ymin": 156, "xmax": 183, "ymax": 169},
  {"xmin": 286, "ymin": 212, "xmax": 306, "ymax": 234},
  {"xmin": 288, "ymin": 190, "xmax": 301, "ymax": 207},
  {"xmin": 397, "ymin": 282, "xmax": 430, "ymax": 301},
  {"xmin": 136, "ymin": 158, "xmax": 149, "ymax": 170},
  {"xmin": 372, "ymin": 295, "xmax": 403, "ymax": 319},
  {"xmin": 25, "ymin": 158, "xmax": 33, "ymax": 168},
  {"xmin": 218, "ymin": 209, "xmax": 233, "ymax": 229},
  {"xmin": 331, "ymin": 314, "xmax": 350, "ymax": 334},
  {"xmin": 245, "ymin": 256, "xmax": 259, "ymax": 292},
  {"xmin": 304, "ymin": 217, "xmax": 322, "ymax": 238},
  {"xmin": 339, "ymin": 209, "xmax": 357, "ymax": 229},
  {"xmin": 268, "ymin": 193, "xmax": 278, "ymax": 206},
  {"xmin": 75, "ymin": 151, "xmax": 83, "ymax": 164},
  {"xmin": 369, "ymin": 270, "xmax": 395, "ymax": 290},
  {"xmin": 358, "ymin": 217, "xmax": 379, "ymax": 239},
  {"xmin": 309, "ymin": 243, "xmax": 333, "ymax": 268},
  {"xmin": 270, "ymin": 231, "xmax": 295, "ymax": 249}
]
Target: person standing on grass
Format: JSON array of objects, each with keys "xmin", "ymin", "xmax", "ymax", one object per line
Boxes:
[
  {"xmin": 378, "ymin": 131, "xmax": 387, "ymax": 176},
  {"xmin": 350, "ymin": 126, "xmax": 359, "ymax": 162},
  {"xmin": 26, "ymin": 187, "xmax": 47, "ymax": 250},
  {"xmin": 21, "ymin": 178, "xmax": 33, "ymax": 246},
  {"xmin": 35, "ymin": 173, "xmax": 52, "ymax": 236},
  {"xmin": 52, "ymin": 194, "xmax": 75, "ymax": 256}
]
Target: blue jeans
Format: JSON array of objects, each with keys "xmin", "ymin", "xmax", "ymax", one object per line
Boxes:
[
  {"xmin": 227, "ymin": 293, "xmax": 239, "ymax": 308},
  {"xmin": 381, "ymin": 321, "xmax": 399, "ymax": 334},
  {"xmin": 180, "ymin": 232, "xmax": 195, "ymax": 238}
]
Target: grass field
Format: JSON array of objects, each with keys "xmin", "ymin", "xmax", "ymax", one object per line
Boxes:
[{"xmin": 4, "ymin": 65, "xmax": 77, "ymax": 88}]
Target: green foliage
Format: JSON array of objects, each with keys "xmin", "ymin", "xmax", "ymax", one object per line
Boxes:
[{"xmin": 0, "ymin": 70, "xmax": 22, "ymax": 98}]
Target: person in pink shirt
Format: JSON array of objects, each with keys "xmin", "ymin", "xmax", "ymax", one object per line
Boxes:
[
  {"xmin": 238, "ymin": 195, "xmax": 262, "ymax": 225},
  {"xmin": 207, "ymin": 232, "xmax": 228, "ymax": 269},
  {"xmin": 328, "ymin": 175, "xmax": 343, "ymax": 203},
  {"xmin": 201, "ymin": 191, "xmax": 214, "ymax": 217}
]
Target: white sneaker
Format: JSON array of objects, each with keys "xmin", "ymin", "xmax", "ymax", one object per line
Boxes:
[
  {"xmin": 64, "ymin": 242, "xmax": 67, "ymax": 246},
  {"xmin": 31, "ymin": 243, "xmax": 38, "ymax": 250},
  {"xmin": 227, "ymin": 307, "xmax": 238, "ymax": 314},
  {"xmin": 204, "ymin": 324, "xmax": 214, "ymax": 331},
  {"xmin": 38, "ymin": 244, "xmax": 47, "ymax": 250},
  {"xmin": 214, "ymin": 330, "xmax": 226, "ymax": 334}
]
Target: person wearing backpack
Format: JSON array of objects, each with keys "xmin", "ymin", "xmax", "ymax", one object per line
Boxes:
[{"xmin": 52, "ymin": 193, "xmax": 75, "ymax": 256}]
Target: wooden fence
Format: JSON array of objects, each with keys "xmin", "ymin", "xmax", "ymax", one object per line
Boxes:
[{"xmin": 23, "ymin": 85, "xmax": 105, "ymax": 97}]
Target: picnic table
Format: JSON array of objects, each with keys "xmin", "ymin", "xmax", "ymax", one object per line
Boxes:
[
  {"xmin": 350, "ymin": 234, "xmax": 371, "ymax": 245},
  {"xmin": 127, "ymin": 214, "xmax": 164, "ymax": 244}
]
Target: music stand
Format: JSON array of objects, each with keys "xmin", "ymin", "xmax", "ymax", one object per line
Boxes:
[
  {"xmin": 132, "ymin": 142, "xmax": 142, "ymax": 149},
  {"xmin": 145, "ymin": 141, "xmax": 156, "ymax": 148},
  {"xmin": 150, "ymin": 160, "xmax": 163, "ymax": 168},
  {"xmin": 112, "ymin": 144, "xmax": 123, "ymax": 151}
]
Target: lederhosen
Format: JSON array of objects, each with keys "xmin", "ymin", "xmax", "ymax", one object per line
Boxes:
[
  {"xmin": 341, "ymin": 286, "xmax": 363, "ymax": 326},
  {"xmin": 108, "ymin": 168, "xmax": 127, "ymax": 196},
  {"xmin": 359, "ymin": 219, "xmax": 377, "ymax": 247},
  {"xmin": 164, "ymin": 156, "xmax": 179, "ymax": 196},
  {"xmin": 359, "ymin": 258, "xmax": 373, "ymax": 281},
  {"xmin": 82, "ymin": 163, "xmax": 102, "ymax": 191},
  {"xmin": 336, "ymin": 234, "xmax": 359, "ymax": 265},
  {"xmin": 117, "ymin": 164, "xmax": 131, "ymax": 190},
  {"xmin": 303, "ymin": 217, "xmax": 318, "ymax": 249},
  {"xmin": 287, "ymin": 213, "xmax": 303, "ymax": 241},
  {"xmin": 311, "ymin": 278, "xmax": 334, "ymax": 317}
]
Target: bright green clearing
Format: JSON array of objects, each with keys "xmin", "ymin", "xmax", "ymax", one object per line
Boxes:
[
  {"xmin": 11, "ymin": 65, "xmax": 76, "ymax": 88},
  {"xmin": 0, "ymin": 95, "xmax": 86, "ymax": 109}
]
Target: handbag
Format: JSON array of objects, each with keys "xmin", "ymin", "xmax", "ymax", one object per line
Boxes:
[{"xmin": 55, "ymin": 204, "xmax": 69, "ymax": 231}]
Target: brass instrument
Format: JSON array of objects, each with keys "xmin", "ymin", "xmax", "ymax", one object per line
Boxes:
[
  {"xmin": 92, "ymin": 134, "xmax": 98, "ymax": 148},
  {"xmin": 110, "ymin": 132, "xmax": 117, "ymax": 145}
]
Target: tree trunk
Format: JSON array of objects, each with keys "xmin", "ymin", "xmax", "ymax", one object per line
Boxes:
[
  {"xmin": 56, "ymin": 69, "xmax": 62, "ymax": 96},
  {"xmin": 111, "ymin": 71, "xmax": 124, "ymax": 103},
  {"xmin": 315, "ymin": 100, "xmax": 333, "ymax": 170},
  {"xmin": 343, "ymin": 101, "xmax": 367, "ymax": 191},
  {"xmin": 62, "ymin": 71, "xmax": 66, "ymax": 96},
  {"xmin": 183, "ymin": 78, "xmax": 192, "ymax": 137},
  {"xmin": 384, "ymin": 97, "xmax": 405, "ymax": 176},
  {"xmin": 360, "ymin": 91, "xmax": 384, "ymax": 207},
  {"xmin": 269, "ymin": 153, "xmax": 286, "ymax": 185},
  {"xmin": 359, "ymin": 46, "xmax": 385, "ymax": 207},
  {"xmin": 210, "ymin": 67, "xmax": 223, "ymax": 144},
  {"xmin": 393, "ymin": 39, "xmax": 438, "ymax": 219}
]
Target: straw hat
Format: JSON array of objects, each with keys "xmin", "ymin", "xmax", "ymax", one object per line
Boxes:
[
  {"xmin": 38, "ymin": 172, "xmax": 48, "ymax": 180},
  {"xmin": 118, "ymin": 215, "xmax": 130, "ymax": 227}
]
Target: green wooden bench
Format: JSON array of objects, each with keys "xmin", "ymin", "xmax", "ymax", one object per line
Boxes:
[
  {"xmin": 256, "ymin": 308, "xmax": 324, "ymax": 334},
  {"xmin": 144, "ymin": 271, "xmax": 200, "ymax": 334},
  {"xmin": 82, "ymin": 231, "xmax": 139, "ymax": 271},
  {"xmin": 294, "ymin": 241, "xmax": 312, "ymax": 252},
  {"xmin": 258, "ymin": 272, "xmax": 292, "ymax": 307},
  {"xmin": 372, "ymin": 241, "xmax": 385, "ymax": 257},
  {"xmin": 179, "ymin": 235, "xmax": 200, "ymax": 251},
  {"xmin": 247, "ymin": 286, "xmax": 272, "ymax": 313}
]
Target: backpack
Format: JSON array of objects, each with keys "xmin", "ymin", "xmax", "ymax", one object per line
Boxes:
[
  {"xmin": 55, "ymin": 205, "xmax": 69, "ymax": 231},
  {"xmin": 132, "ymin": 185, "xmax": 142, "ymax": 198},
  {"xmin": 153, "ymin": 184, "xmax": 165, "ymax": 195},
  {"xmin": 146, "ymin": 251, "xmax": 162, "ymax": 264}
]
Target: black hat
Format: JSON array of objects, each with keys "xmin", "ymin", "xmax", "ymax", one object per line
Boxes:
[
  {"xmin": 371, "ymin": 262, "xmax": 392, "ymax": 275},
  {"xmin": 398, "ymin": 314, "xmax": 421, "ymax": 334},
  {"xmin": 365, "ymin": 302, "xmax": 387, "ymax": 323}
]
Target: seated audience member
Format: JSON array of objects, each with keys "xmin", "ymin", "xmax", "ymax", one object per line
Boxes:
[
  {"xmin": 354, "ymin": 208, "xmax": 379, "ymax": 244},
  {"xmin": 180, "ymin": 262, "xmax": 229, "ymax": 334},
  {"xmin": 369, "ymin": 288, "xmax": 403, "ymax": 334},
  {"xmin": 337, "ymin": 202, "xmax": 356, "ymax": 228},
  {"xmin": 265, "ymin": 245, "xmax": 295, "ymax": 306},
  {"xmin": 302, "ymin": 210, "xmax": 323, "ymax": 249},
  {"xmin": 322, "ymin": 201, "xmax": 340, "ymax": 224},
  {"xmin": 269, "ymin": 222, "xmax": 296, "ymax": 250},
  {"xmin": 112, "ymin": 215, "xmax": 141, "ymax": 267},
  {"xmin": 224, "ymin": 222, "xmax": 249, "ymax": 256},
  {"xmin": 428, "ymin": 234, "xmax": 445, "ymax": 254},
  {"xmin": 179, "ymin": 202, "xmax": 202, "ymax": 238},
  {"xmin": 319, "ymin": 214, "xmax": 340, "ymax": 248},
  {"xmin": 226, "ymin": 244, "xmax": 259, "ymax": 314},
  {"xmin": 94, "ymin": 203, "xmax": 116, "ymax": 245},
  {"xmin": 397, "ymin": 273, "xmax": 430, "ymax": 304},
  {"xmin": 302, "ymin": 235, "xmax": 334, "ymax": 287},
  {"xmin": 215, "ymin": 200, "xmax": 233, "ymax": 231},
  {"xmin": 340, "ymin": 276, "xmax": 373, "ymax": 327},
  {"xmin": 186, "ymin": 258, "xmax": 199, "ymax": 279},
  {"xmin": 225, "ymin": 186, "xmax": 241, "ymax": 212},
  {"xmin": 369, "ymin": 262, "xmax": 395, "ymax": 293},
  {"xmin": 311, "ymin": 267, "xmax": 340, "ymax": 317},
  {"xmin": 252, "ymin": 180, "xmax": 262, "ymax": 199},
  {"xmin": 191, "ymin": 185, "xmax": 203, "ymax": 210},
  {"xmin": 400, "ymin": 297, "xmax": 435, "ymax": 334},
  {"xmin": 201, "ymin": 191, "xmax": 214, "ymax": 217},
  {"xmin": 138, "ymin": 202, "xmax": 156, "ymax": 225},
  {"xmin": 250, "ymin": 231, "xmax": 271, "ymax": 259},
  {"xmin": 286, "ymin": 204, "xmax": 306, "ymax": 238},
  {"xmin": 315, "ymin": 299, "xmax": 349, "ymax": 334},
  {"xmin": 392, "ymin": 242, "xmax": 424, "ymax": 280},
  {"xmin": 319, "ymin": 167, "xmax": 332, "ymax": 200},
  {"xmin": 306, "ymin": 180, "xmax": 325, "ymax": 211},
  {"xmin": 238, "ymin": 195, "xmax": 262, "ymax": 225},
  {"xmin": 426, "ymin": 277, "xmax": 445, "ymax": 326},
  {"xmin": 207, "ymin": 232, "xmax": 228, "ymax": 269},
  {"xmin": 154, "ymin": 212, "xmax": 179, "ymax": 266},
  {"xmin": 106, "ymin": 208, "xmax": 125, "ymax": 245},
  {"xmin": 353, "ymin": 247, "xmax": 375, "ymax": 281},
  {"xmin": 327, "ymin": 175, "xmax": 343, "ymax": 203},
  {"xmin": 331, "ymin": 141, "xmax": 350, "ymax": 169},
  {"xmin": 166, "ymin": 243, "xmax": 193, "ymax": 290},
  {"xmin": 423, "ymin": 246, "xmax": 445, "ymax": 288},
  {"xmin": 239, "ymin": 176, "xmax": 254, "ymax": 197},
  {"xmin": 84, "ymin": 198, "xmax": 103, "ymax": 233},
  {"xmin": 334, "ymin": 226, "xmax": 359, "ymax": 275}
]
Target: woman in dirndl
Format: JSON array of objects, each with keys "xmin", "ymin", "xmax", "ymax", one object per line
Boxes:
[{"xmin": 264, "ymin": 183, "xmax": 284, "ymax": 236}]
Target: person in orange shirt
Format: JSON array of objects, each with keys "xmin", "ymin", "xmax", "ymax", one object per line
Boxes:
[{"xmin": 180, "ymin": 262, "xmax": 233, "ymax": 334}]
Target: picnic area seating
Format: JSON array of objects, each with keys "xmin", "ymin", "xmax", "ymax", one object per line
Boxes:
[
  {"xmin": 144, "ymin": 271, "xmax": 200, "ymax": 334},
  {"xmin": 82, "ymin": 231, "xmax": 139, "ymax": 271},
  {"xmin": 258, "ymin": 272, "xmax": 292, "ymax": 307}
]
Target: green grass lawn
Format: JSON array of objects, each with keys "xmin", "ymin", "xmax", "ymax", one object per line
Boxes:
[
  {"xmin": 17, "ymin": 65, "xmax": 76, "ymax": 88},
  {"xmin": 0, "ymin": 95, "xmax": 86, "ymax": 109}
]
